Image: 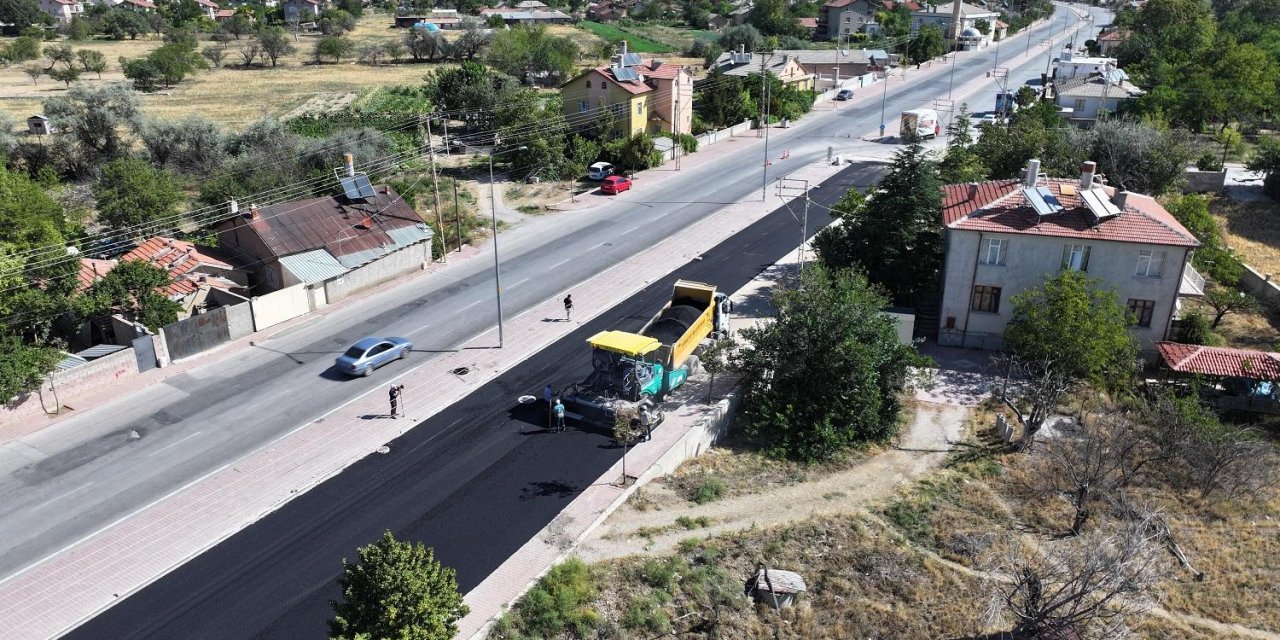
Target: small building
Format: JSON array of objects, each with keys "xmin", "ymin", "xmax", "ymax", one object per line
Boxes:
[
  {"xmin": 1096, "ymin": 27, "xmax": 1130, "ymax": 55},
  {"xmin": 119, "ymin": 0, "xmax": 156, "ymax": 12},
  {"xmin": 769, "ymin": 47, "xmax": 883, "ymax": 89},
  {"xmin": 710, "ymin": 47, "xmax": 817, "ymax": 91},
  {"xmin": 26, "ymin": 115, "xmax": 53, "ymax": 136},
  {"xmin": 1053, "ymin": 51, "xmax": 1118, "ymax": 80},
  {"xmin": 797, "ymin": 16, "xmax": 818, "ymax": 33},
  {"xmin": 38, "ymin": 0, "xmax": 83, "ymax": 24},
  {"xmin": 706, "ymin": 12, "xmax": 729, "ymax": 30},
  {"xmin": 819, "ymin": 0, "xmax": 916, "ymax": 40},
  {"xmin": 910, "ymin": 1, "xmax": 1001, "ymax": 49},
  {"xmin": 214, "ymin": 184, "xmax": 433, "ymax": 292},
  {"xmin": 281, "ymin": 0, "xmax": 320, "ymax": 20},
  {"xmin": 77, "ymin": 237, "xmax": 250, "ymax": 320},
  {"xmin": 729, "ymin": 4, "xmax": 751, "ymax": 25},
  {"xmin": 1054, "ymin": 70, "xmax": 1143, "ymax": 126},
  {"xmin": 478, "ymin": 7, "xmax": 572, "ymax": 24},
  {"xmin": 1156, "ymin": 342, "xmax": 1280, "ymax": 414},
  {"xmin": 745, "ymin": 566, "xmax": 807, "ymax": 608},
  {"xmin": 586, "ymin": 1, "xmax": 626, "ymax": 21},
  {"xmin": 561, "ymin": 46, "xmax": 694, "ymax": 138},
  {"xmin": 194, "ymin": 0, "xmax": 219, "ymax": 20},
  {"xmin": 939, "ymin": 159, "xmax": 1203, "ymax": 354}
]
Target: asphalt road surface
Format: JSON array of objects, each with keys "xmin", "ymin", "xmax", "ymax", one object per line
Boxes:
[
  {"xmin": 63, "ymin": 161, "xmax": 886, "ymax": 640},
  {"xmin": 0, "ymin": 0, "xmax": 1107, "ymax": 621}
]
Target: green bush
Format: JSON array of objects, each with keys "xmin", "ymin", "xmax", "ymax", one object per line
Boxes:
[
  {"xmin": 621, "ymin": 594, "xmax": 671, "ymax": 634},
  {"xmin": 503, "ymin": 558, "xmax": 599, "ymax": 638},
  {"xmin": 1196, "ymin": 151, "xmax": 1225, "ymax": 172},
  {"xmin": 1177, "ymin": 308, "xmax": 1220, "ymax": 345},
  {"xmin": 692, "ymin": 476, "xmax": 726, "ymax": 504},
  {"xmin": 675, "ymin": 132, "xmax": 698, "ymax": 154},
  {"xmin": 638, "ymin": 556, "xmax": 686, "ymax": 590}
]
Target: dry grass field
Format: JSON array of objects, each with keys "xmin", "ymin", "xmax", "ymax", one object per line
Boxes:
[{"xmin": 1211, "ymin": 197, "xmax": 1280, "ymax": 277}]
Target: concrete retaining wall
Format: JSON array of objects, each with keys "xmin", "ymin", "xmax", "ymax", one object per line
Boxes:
[
  {"xmin": 1240, "ymin": 264, "xmax": 1280, "ymax": 306},
  {"xmin": 250, "ymin": 284, "xmax": 309, "ymax": 331},
  {"xmin": 694, "ymin": 119, "xmax": 753, "ymax": 150},
  {"xmin": 1, "ymin": 346, "xmax": 140, "ymax": 430},
  {"xmin": 1184, "ymin": 168, "xmax": 1226, "ymax": 193},
  {"xmin": 224, "ymin": 302, "xmax": 254, "ymax": 340},
  {"xmin": 323, "ymin": 243, "xmax": 430, "ymax": 304}
]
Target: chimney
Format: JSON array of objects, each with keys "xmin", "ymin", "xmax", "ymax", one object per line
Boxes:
[
  {"xmin": 1079, "ymin": 160, "xmax": 1096, "ymax": 190},
  {"xmin": 650, "ymin": 59, "xmax": 661, "ymax": 70},
  {"xmin": 1023, "ymin": 158, "xmax": 1040, "ymax": 188},
  {"xmin": 969, "ymin": 182, "xmax": 978, "ymax": 200},
  {"xmin": 1112, "ymin": 190, "xmax": 1130, "ymax": 210},
  {"xmin": 248, "ymin": 203, "xmax": 261, "ymax": 220},
  {"xmin": 228, "ymin": 199, "xmax": 239, "ymax": 216},
  {"xmin": 738, "ymin": 44, "xmax": 745, "ymax": 55},
  {"xmin": 343, "ymin": 153, "xmax": 355, "ymax": 178}
]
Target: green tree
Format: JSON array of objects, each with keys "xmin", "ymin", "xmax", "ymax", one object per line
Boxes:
[
  {"xmin": 45, "ymin": 43, "xmax": 74, "ymax": 70},
  {"xmin": 736, "ymin": 266, "xmax": 926, "ymax": 462},
  {"xmin": 701, "ymin": 337, "xmax": 735, "ymax": 403},
  {"xmin": 1163, "ymin": 193, "xmax": 1243, "ymax": 284},
  {"xmin": 257, "ymin": 26, "xmax": 295, "ymax": 67},
  {"xmin": 147, "ymin": 42, "xmax": 203, "ymax": 87},
  {"xmin": 220, "ymin": 12, "xmax": 251, "ymax": 39},
  {"xmin": 718, "ymin": 23, "xmax": 763, "ymax": 53},
  {"xmin": 908, "ymin": 24, "xmax": 945, "ymax": 63},
  {"xmin": 1070, "ymin": 117, "xmax": 1191, "ymax": 195},
  {"xmin": 484, "ymin": 25, "xmax": 579, "ymax": 85},
  {"xmin": 81, "ymin": 259, "xmax": 182, "ymax": 330},
  {"xmin": 405, "ymin": 27, "xmax": 445, "ymax": 61},
  {"xmin": 328, "ymin": 531, "xmax": 468, "ymax": 640},
  {"xmin": 0, "ymin": 0, "xmax": 51, "ymax": 31},
  {"xmin": 1249, "ymin": 135, "xmax": 1280, "ymax": 199},
  {"xmin": 315, "ymin": 35, "xmax": 354, "ymax": 63},
  {"xmin": 319, "ymin": 8, "xmax": 357, "ymax": 35},
  {"xmin": 453, "ymin": 18, "xmax": 491, "ymax": 59},
  {"xmin": 92, "ymin": 156, "xmax": 182, "ymax": 233},
  {"xmin": 42, "ymin": 82, "xmax": 142, "ymax": 170},
  {"xmin": 1204, "ymin": 284, "xmax": 1261, "ymax": 328},
  {"xmin": 201, "ymin": 44, "xmax": 226, "ymax": 68},
  {"xmin": 0, "ymin": 336, "xmax": 61, "ymax": 405},
  {"xmin": 972, "ymin": 101, "xmax": 1077, "ymax": 179},
  {"xmin": 939, "ymin": 103, "xmax": 988, "ymax": 183},
  {"xmin": 813, "ymin": 140, "xmax": 943, "ymax": 307},
  {"xmin": 122, "ymin": 58, "xmax": 161, "ymax": 91},
  {"xmin": 76, "ymin": 49, "xmax": 107, "ymax": 78},
  {"xmin": 7, "ymin": 35, "xmax": 42, "ymax": 61},
  {"xmin": 1015, "ymin": 84, "xmax": 1038, "ymax": 106},
  {"xmin": 49, "ymin": 65, "xmax": 80, "ymax": 87},
  {"xmin": 747, "ymin": 0, "xmax": 798, "ymax": 37},
  {"xmin": 22, "ymin": 65, "xmax": 42, "ymax": 85},
  {"xmin": 100, "ymin": 8, "xmax": 148, "ymax": 40}
]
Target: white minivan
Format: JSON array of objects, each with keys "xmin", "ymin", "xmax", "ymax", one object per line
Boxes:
[{"xmin": 588, "ymin": 162, "xmax": 614, "ymax": 180}]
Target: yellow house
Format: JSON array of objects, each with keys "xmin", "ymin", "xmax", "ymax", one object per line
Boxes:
[{"xmin": 561, "ymin": 56, "xmax": 693, "ymax": 139}]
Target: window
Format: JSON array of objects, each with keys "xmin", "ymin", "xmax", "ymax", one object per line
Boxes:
[
  {"xmin": 578, "ymin": 100, "xmax": 589, "ymax": 113},
  {"xmin": 585, "ymin": 80, "xmax": 591, "ymax": 89},
  {"xmin": 1073, "ymin": 98, "xmax": 1087, "ymax": 111},
  {"xmin": 1061, "ymin": 243, "xmax": 1091, "ymax": 272},
  {"xmin": 981, "ymin": 238, "xmax": 1007, "ymax": 265},
  {"xmin": 636, "ymin": 101, "xmax": 644, "ymax": 115},
  {"xmin": 1127, "ymin": 299, "xmax": 1155, "ymax": 328},
  {"xmin": 971, "ymin": 285, "xmax": 1002, "ymax": 313},
  {"xmin": 1134, "ymin": 249, "xmax": 1165, "ymax": 278}
]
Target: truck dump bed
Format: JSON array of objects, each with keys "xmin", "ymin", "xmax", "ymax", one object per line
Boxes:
[{"xmin": 640, "ymin": 280, "xmax": 716, "ymax": 370}]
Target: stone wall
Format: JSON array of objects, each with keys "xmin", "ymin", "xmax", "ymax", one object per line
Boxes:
[
  {"xmin": 0, "ymin": 346, "xmax": 140, "ymax": 435},
  {"xmin": 323, "ymin": 243, "xmax": 431, "ymax": 304}
]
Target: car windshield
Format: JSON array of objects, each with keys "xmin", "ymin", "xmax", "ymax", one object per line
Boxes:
[{"xmin": 343, "ymin": 346, "xmax": 367, "ymax": 358}]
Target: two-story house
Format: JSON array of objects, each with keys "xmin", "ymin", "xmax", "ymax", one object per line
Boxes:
[
  {"xmin": 1054, "ymin": 70, "xmax": 1143, "ymax": 126},
  {"xmin": 38, "ymin": 0, "xmax": 83, "ymax": 24},
  {"xmin": 561, "ymin": 47, "xmax": 693, "ymax": 139},
  {"xmin": 910, "ymin": 1, "xmax": 1000, "ymax": 49},
  {"xmin": 1052, "ymin": 51, "xmax": 1118, "ymax": 80},
  {"xmin": 709, "ymin": 46, "xmax": 817, "ymax": 91},
  {"xmin": 938, "ymin": 159, "xmax": 1204, "ymax": 354},
  {"xmin": 281, "ymin": 0, "xmax": 320, "ymax": 20}
]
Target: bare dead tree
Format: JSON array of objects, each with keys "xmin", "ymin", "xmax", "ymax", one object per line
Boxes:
[
  {"xmin": 1183, "ymin": 422, "xmax": 1276, "ymax": 500},
  {"xmin": 1036, "ymin": 417, "xmax": 1140, "ymax": 536},
  {"xmin": 985, "ymin": 519, "xmax": 1168, "ymax": 639},
  {"xmin": 994, "ymin": 353, "xmax": 1072, "ymax": 452}
]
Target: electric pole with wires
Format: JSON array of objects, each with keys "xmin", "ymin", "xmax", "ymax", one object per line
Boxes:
[
  {"xmin": 422, "ymin": 114, "xmax": 447, "ymax": 263},
  {"xmin": 775, "ymin": 177, "xmax": 813, "ymax": 273}
]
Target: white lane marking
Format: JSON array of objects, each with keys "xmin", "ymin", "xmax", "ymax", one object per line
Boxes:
[
  {"xmin": 460, "ymin": 300, "xmax": 482, "ymax": 311},
  {"xmin": 44, "ymin": 482, "xmax": 94, "ymax": 508},
  {"xmin": 147, "ymin": 431, "xmax": 204, "ymax": 458},
  {"xmin": 509, "ymin": 277, "xmax": 530, "ymax": 289},
  {"xmin": 549, "ymin": 258, "xmax": 573, "ymax": 270}
]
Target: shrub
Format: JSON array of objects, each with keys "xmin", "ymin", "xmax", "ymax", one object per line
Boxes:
[
  {"xmin": 692, "ymin": 475, "xmax": 726, "ymax": 504},
  {"xmin": 1176, "ymin": 308, "xmax": 1218, "ymax": 345},
  {"xmin": 1196, "ymin": 151, "xmax": 1224, "ymax": 172},
  {"xmin": 675, "ymin": 132, "xmax": 698, "ymax": 154},
  {"xmin": 506, "ymin": 558, "xmax": 599, "ymax": 638},
  {"xmin": 638, "ymin": 556, "xmax": 686, "ymax": 590},
  {"xmin": 622, "ymin": 594, "xmax": 671, "ymax": 634}
]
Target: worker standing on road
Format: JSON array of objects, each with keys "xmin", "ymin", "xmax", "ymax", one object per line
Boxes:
[
  {"xmin": 639, "ymin": 404, "xmax": 654, "ymax": 442},
  {"xmin": 543, "ymin": 384, "xmax": 554, "ymax": 427},
  {"xmin": 389, "ymin": 384, "xmax": 403, "ymax": 419},
  {"xmin": 553, "ymin": 397, "xmax": 566, "ymax": 432},
  {"xmin": 563, "ymin": 294, "xmax": 574, "ymax": 322}
]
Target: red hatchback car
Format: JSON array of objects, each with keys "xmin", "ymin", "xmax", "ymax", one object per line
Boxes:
[{"xmin": 600, "ymin": 175, "xmax": 632, "ymax": 195}]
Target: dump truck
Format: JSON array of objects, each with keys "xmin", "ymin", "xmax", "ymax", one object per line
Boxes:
[
  {"xmin": 561, "ymin": 280, "xmax": 731, "ymax": 425},
  {"xmin": 900, "ymin": 109, "xmax": 940, "ymax": 140}
]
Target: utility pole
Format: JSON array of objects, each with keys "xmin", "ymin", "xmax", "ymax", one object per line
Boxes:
[
  {"xmin": 777, "ymin": 178, "xmax": 811, "ymax": 272},
  {"xmin": 674, "ymin": 70, "xmax": 684, "ymax": 170},
  {"xmin": 452, "ymin": 180, "xmax": 462, "ymax": 252},
  {"xmin": 441, "ymin": 115, "xmax": 450, "ymax": 156},
  {"xmin": 760, "ymin": 50, "xmax": 772, "ymax": 202},
  {"xmin": 424, "ymin": 115, "xmax": 446, "ymax": 263}
]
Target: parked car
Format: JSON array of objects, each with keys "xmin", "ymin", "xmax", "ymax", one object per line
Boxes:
[
  {"xmin": 835, "ymin": 88, "xmax": 854, "ymax": 101},
  {"xmin": 335, "ymin": 336, "xmax": 412, "ymax": 377},
  {"xmin": 979, "ymin": 114, "xmax": 999, "ymax": 125},
  {"xmin": 588, "ymin": 161, "xmax": 615, "ymax": 181},
  {"xmin": 600, "ymin": 175, "xmax": 632, "ymax": 194}
]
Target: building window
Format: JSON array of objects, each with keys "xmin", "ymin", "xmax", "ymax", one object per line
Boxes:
[
  {"xmin": 586, "ymin": 80, "xmax": 592, "ymax": 88},
  {"xmin": 578, "ymin": 100, "xmax": 588, "ymax": 113},
  {"xmin": 1073, "ymin": 98, "xmax": 1087, "ymax": 111},
  {"xmin": 1061, "ymin": 243, "xmax": 1091, "ymax": 272},
  {"xmin": 971, "ymin": 285, "xmax": 1002, "ymax": 313},
  {"xmin": 981, "ymin": 238, "xmax": 1007, "ymax": 266},
  {"xmin": 636, "ymin": 101, "xmax": 643, "ymax": 115},
  {"xmin": 1127, "ymin": 299, "xmax": 1155, "ymax": 328},
  {"xmin": 1134, "ymin": 249, "xmax": 1165, "ymax": 278}
]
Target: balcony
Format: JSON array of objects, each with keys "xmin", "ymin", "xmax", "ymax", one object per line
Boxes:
[{"xmin": 1179, "ymin": 262, "xmax": 1206, "ymax": 297}]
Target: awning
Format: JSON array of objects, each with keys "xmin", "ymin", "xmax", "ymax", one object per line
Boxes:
[{"xmin": 587, "ymin": 331, "xmax": 661, "ymax": 356}]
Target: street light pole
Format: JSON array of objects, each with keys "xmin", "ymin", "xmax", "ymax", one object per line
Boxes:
[{"xmin": 486, "ymin": 145, "xmax": 527, "ymax": 349}]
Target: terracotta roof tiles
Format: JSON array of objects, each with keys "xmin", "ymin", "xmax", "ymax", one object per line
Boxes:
[
  {"xmin": 1157, "ymin": 342, "xmax": 1280, "ymax": 379},
  {"xmin": 121, "ymin": 237, "xmax": 235, "ymax": 298}
]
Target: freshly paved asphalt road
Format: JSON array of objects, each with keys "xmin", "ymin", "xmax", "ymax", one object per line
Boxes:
[
  {"xmin": 0, "ymin": 0, "xmax": 1105, "ymax": 627},
  {"xmin": 63, "ymin": 161, "xmax": 886, "ymax": 640}
]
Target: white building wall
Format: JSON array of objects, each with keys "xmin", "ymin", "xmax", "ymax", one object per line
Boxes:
[{"xmin": 939, "ymin": 229, "xmax": 1191, "ymax": 352}]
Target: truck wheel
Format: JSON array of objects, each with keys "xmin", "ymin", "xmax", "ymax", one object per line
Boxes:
[{"xmin": 685, "ymin": 355, "xmax": 701, "ymax": 376}]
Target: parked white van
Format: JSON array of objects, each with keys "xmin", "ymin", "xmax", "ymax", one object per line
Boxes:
[{"xmin": 588, "ymin": 162, "xmax": 614, "ymax": 180}]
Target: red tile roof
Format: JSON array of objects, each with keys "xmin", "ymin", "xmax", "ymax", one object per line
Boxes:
[
  {"xmin": 824, "ymin": 0, "xmax": 855, "ymax": 7},
  {"xmin": 943, "ymin": 178, "xmax": 1199, "ymax": 247},
  {"xmin": 1157, "ymin": 342, "xmax": 1280, "ymax": 379},
  {"xmin": 884, "ymin": 0, "xmax": 922, "ymax": 9},
  {"xmin": 1098, "ymin": 28, "xmax": 1130, "ymax": 41},
  {"xmin": 214, "ymin": 8, "xmax": 235, "ymax": 16},
  {"xmin": 798, "ymin": 16, "xmax": 818, "ymax": 27},
  {"xmin": 232, "ymin": 186, "xmax": 427, "ymax": 260},
  {"xmin": 124, "ymin": 0, "xmax": 156, "ymax": 8},
  {"xmin": 77, "ymin": 258, "xmax": 117, "ymax": 292},
  {"xmin": 121, "ymin": 237, "xmax": 235, "ymax": 298},
  {"xmin": 639, "ymin": 60, "xmax": 686, "ymax": 80}
]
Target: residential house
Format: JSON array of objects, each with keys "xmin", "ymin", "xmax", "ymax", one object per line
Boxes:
[
  {"xmin": 938, "ymin": 159, "xmax": 1203, "ymax": 353},
  {"xmin": 478, "ymin": 7, "xmax": 572, "ymax": 24},
  {"xmin": 213, "ymin": 8, "xmax": 238, "ymax": 21},
  {"xmin": 38, "ymin": 0, "xmax": 83, "ymax": 24},
  {"xmin": 1053, "ymin": 51, "xmax": 1118, "ymax": 80},
  {"xmin": 710, "ymin": 47, "xmax": 817, "ymax": 91},
  {"xmin": 586, "ymin": 1, "xmax": 626, "ymax": 21},
  {"xmin": 729, "ymin": 4, "xmax": 751, "ymax": 25},
  {"xmin": 281, "ymin": 0, "xmax": 320, "ymax": 20},
  {"xmin": 819, "ymin": 0, "xmax": 913, "ymax": 39},
  {"xmin": 706, "ymin": 12, "xmax": 729, "ymax": 30},
  {"xmin": 511, "ymin": 0, "xmax": 548, "ymax": 7},
  {"xmin": 194, "ymin": 0, "xmax": 219, "ymax": 19},
  {"xmin": 910, "ymin": 1, "xmax": 1000, "ymax": 49},
  {"xmin": 561, "ymin": 48, "xmax": 694, "ymax": 138},
  {"xmin": 797, "ymin": 16, "xmax": 818, "ymax": 33},
  {"xmin": 769, "ymin": 47, "xmax": 888, "ymax": 89},
  {"xmin": 215, "ymin": 184, "xmax": 433, "ymax": 292},
  {"xmin": 1156, "ymin": 342, "xmax": 1280, "ymax": 414},
  {"xmin": 1054, "ymin": 70, "xmax": 1143, "ymax": 126},
  {"xmin": 1097, "ymin": 27, "xmax": 1130, "ymax": 55},
  {"xmin": 119, "ymin": 0, "xmax": 156, "ymax": 12},
  {"xmin": 77, "ymin": 237, "xmax": 250, "ymax": 319}
]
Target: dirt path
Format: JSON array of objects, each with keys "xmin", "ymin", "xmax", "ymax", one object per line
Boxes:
[{"xmin": 575, "ymin": 401, "xmax": 969, "ymax": 563}]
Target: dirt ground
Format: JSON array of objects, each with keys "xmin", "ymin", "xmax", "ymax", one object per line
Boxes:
[
  {"xmin": 575, "ymin": 401, "xmax": 969, "ymax": 563},
  {"xmin": 1212, "ymin": 197, "xmax": 1280, "ymax": 277}
]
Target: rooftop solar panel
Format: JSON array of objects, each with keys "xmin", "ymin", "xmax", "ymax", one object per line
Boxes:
[
  {"xmin": 353, "ymin": 174, "xmax": 376, "ymax": 198},
  {"xmin": 340, "ymin": 177, "xmax": 362, "ymax": 201},
  {"xmin": 622, "ymin": 53, "xmax": 643, "ymax": 67},
  {"xmin": 612, "ymin": 66, "xmax": 639, "ymax": 81},
  {"xmin": 1081, "ymin": 187, "xmax": 1121, "ymax": 220},
  {"xmin": 1022, "ymin": 186, "xmax": 1055, "ymax": 216},
  {"xmin": 1036, "ymin": 186, "xmax": 1063, "ymax": 212},
  {"xmin": 341, "ymin": 174, "xmax": 377, "ymax": 201}
]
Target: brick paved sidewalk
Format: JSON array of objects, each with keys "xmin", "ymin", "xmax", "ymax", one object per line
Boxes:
[{"xmin": 0, "ymin": 157, "xmax": 847, "ymax": 640}]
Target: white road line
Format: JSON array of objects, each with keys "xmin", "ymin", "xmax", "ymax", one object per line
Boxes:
[
  {"xmin": 43, "ymin": 482, "xmax": 93, "ymax": 508},
  {"xmin": 549, "ymin": 258, "xmax": 573, "ymax": 270},
  {"xmin": 509, "ymin": 277, "xmax": 530, "ymax": 289},
  {"xmin": 460, "ymin": 300, "xmax": 482, "ymax": 311},
  {"xmin": 147, "ymin": 431, "xmax": 203, "ymax": 458}
]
